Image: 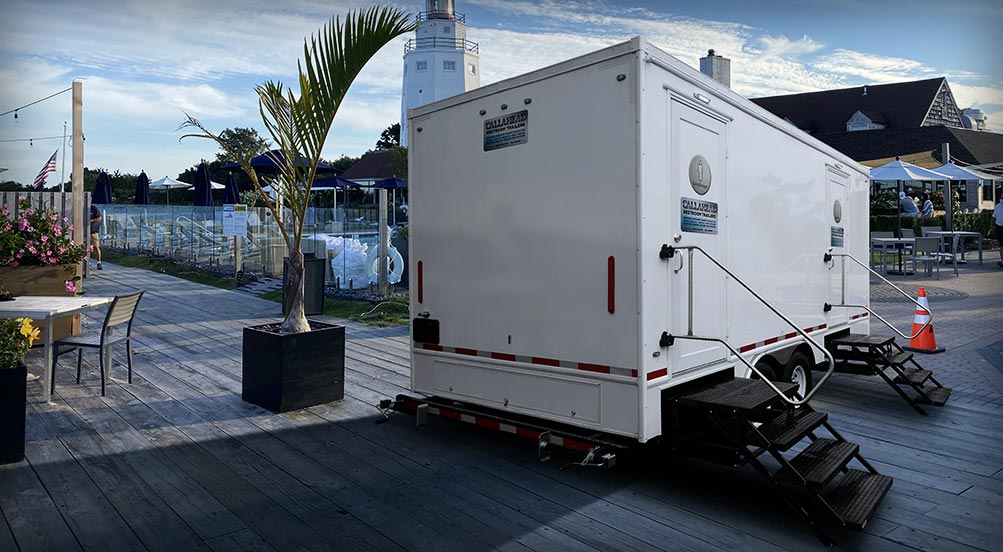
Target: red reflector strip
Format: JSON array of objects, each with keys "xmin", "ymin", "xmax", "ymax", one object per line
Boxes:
[
  {"xmin": 419, "ymin": 345, "xmax": 636, "ymax": 378},
  {"xmin": 764, "ymin": 336, "xmax": 778, "ymax": 345},
  {"xmin": 739, "ymin": 344, "xmax": 756, "ymax": 353},
  {"xmin": 647, "ymin": 367, "xmax": 668, "ymax": 381},
  {"xmin": 607, "ymin": 256, "xmax": 615, "ymax": 314},
  {"xmin": 417, "ymin": 261, "xmax": 423, "ymax": 303},
  {"xmin": 515, "ymin": 427, "xmax": 541, "ymax": 439},
  {"xmin": 475, "ymin": 418, "xmax": 500, "ymax": 430},
  {"xmin": 578, "ymin": 363, "xmax": 610, "ymax": 374},
  {"xmin": 785, "ymin": 332, "xmax": 798, "ymax": 340}
]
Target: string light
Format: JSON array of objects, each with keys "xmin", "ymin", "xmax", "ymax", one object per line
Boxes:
[
  {"xmin": 0, "ymin": 135, "xmax": 63, "ymax": 143},
  {"xmin": 0, "ymin": 87, "xmax": 72, "ymax": 120}
]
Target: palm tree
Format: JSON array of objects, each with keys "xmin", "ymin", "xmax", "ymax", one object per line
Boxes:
[{"xmin": 183, "ymin": 6, "xmax": 414, "ymax": 333}]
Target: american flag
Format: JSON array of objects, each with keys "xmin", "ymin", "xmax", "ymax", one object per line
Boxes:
[{"xmin": 33, "ymin": 149, "xmax": 58, "ymax": 188}]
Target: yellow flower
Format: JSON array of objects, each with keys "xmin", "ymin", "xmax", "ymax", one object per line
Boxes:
[
  {"xmin": 18, "ymin": 318, "xmax": 33, "ymax": 338},
  {"xmin": 16, "ymin": 318, "xmax": 38, "ymax": 347}
]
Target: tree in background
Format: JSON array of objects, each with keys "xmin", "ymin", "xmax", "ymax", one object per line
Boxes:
[
  {"xmin": 375, "ymin": 123, "xmax": 400, "ymax": 149},
  {"xmin": 213, "ymin": 127, "xmax": 271, "ymax": 164}
]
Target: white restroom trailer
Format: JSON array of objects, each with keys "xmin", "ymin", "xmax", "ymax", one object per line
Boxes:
[{"xmin": 407, "ymin": 37, "xmax": 871, "ymax": 444}]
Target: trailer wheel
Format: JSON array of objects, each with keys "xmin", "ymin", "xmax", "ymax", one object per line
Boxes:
[
  {"xmin": 751, "ymin": 359, "xmax": 778, "ymax": 382},
  {"xmin": 781, "ymin": 352, "xmax": 813, "ymax": 399}
]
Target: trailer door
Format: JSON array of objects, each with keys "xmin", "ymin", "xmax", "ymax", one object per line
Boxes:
[
  {"xmin": 826, "ymin": 166, "xmax": 849, "ymax": 327},
  {"xmin": 668, "ymin": 99, "xmax": 728, "ymax": 373}
]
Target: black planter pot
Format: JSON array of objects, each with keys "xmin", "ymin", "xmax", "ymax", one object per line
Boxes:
[
  {"xmin": 0, "ymin": 363, "xmax": 27, "ymax": 464},
  {"xmin": 241, "ymin": 321, "xmax": 345, "ymax": 413}
]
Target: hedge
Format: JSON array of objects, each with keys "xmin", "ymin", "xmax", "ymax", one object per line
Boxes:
[{"xmin": 870, "ymin": 211, "xmax": 994, "ymax": 239}]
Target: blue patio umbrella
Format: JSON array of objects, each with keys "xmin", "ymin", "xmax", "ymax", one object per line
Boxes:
[
  {"xmin": 219, "ymin": 150, "xmax": 341, "ymax": 175},
  {"xmin": 193, "ymin": 161, "xmax": 213, "ymax": 207},
  {"xmin": 371, "ymin": 177, "xmax": 407, "ymax": 189},
  {"xmin": 223, "ymin": 172, "xmax": 240, "ymax": 204},
  {"xmin": 134, "ymin": 171, "xmax": 151, "ymax": 205},
  {"xmin": 372, "ymin": 177, "xmax": 407, "ymax": 225},
  {"xmin": 313, "ymin": 175, "xmax": 359, "ymax": 189},
  {"xmin": 92, "ymin": 171, "xmax": 113, "ymax": 204}
]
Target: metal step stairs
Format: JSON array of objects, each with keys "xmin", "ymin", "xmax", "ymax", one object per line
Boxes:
[
  {"xmin": 668, "ymin": 376, "xmax": 892, "ymax": 546},
  {"xmin": 828, "ymin": 334, "xmax": 952, "ymax": 415}
]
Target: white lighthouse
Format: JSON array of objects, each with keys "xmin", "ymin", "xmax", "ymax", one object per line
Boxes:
[{"xmin": 400, "ymin": 0, "xmax": 479, "ymax": 146}]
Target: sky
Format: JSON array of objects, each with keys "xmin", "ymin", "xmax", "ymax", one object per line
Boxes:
[{"xmin": 0, "ymin": 0, "xmax": 1000, "ymax": 187}]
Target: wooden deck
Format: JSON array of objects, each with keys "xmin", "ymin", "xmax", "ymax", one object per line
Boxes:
[{"xmin": 2, "ymin": 264, "xmax": 1001, "ymax": 551}]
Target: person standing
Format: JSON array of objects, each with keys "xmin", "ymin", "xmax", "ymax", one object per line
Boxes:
[
  {"xmin": 89, "ymin": 204, "xmax": 103, "ymax": 270},
  {"xmin": 993, "ymin": 195, "xmax": 1003, "ymax": 268},
  {"xmin": 920, "ymin": 192, "xmax": 934, "ymax": 218}
]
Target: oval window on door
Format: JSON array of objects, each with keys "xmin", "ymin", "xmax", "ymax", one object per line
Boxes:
[{"xmin": 833, "ymin": 199, "xmax": 842, "ymax": 223}]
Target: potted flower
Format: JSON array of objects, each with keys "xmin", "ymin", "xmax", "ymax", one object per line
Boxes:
[
  {"xmin": 1, "ymin": 317, "xmax": 39, "ymax": 463},
  {"xmin": 0, "ymin": 198, "xmax": 89, "ymax": 341},
  {"xmin": 182, "ymin": 6, "xmax": 415, "ymax": 412}
]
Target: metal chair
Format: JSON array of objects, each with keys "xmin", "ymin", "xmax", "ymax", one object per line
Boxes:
[
  {"xmin": 933, "ymin": 234, "xmax": 961, "ymax": 277},
  {"xmin": 920, "ymin": 226, "xmax": 942, "ymax": 237},
  {"xmin": 51, "ymin": 291, "xmax": 144, "ymax": 396},
  {"xmin": 870, "ymin": 231, "xmax": 894, "ymax": 272},
  {"xmin": 905, "ymin": 237, "xmax": 941, "ymax": 278}
]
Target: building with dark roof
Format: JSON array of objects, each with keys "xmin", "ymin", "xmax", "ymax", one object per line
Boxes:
[
  {"xmin": 340, "ymin": 150, "xmax": 400, "ymax": 185},
  {"xmin": 750, "ymin": 77, "xmax": 965, "ymax": 135},
  {"xmin": 752, "ymin": 78, "xmax": 1001, "ymax": 210}
]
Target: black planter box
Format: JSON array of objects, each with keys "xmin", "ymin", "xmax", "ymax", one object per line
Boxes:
[
  {"xmin": 0, "ymin": 363, "xmax": 27, "ymax": 464},
  {"xmin": 241, "ymin": 321, "xmax": 345, "ymax": 413},
  {"xmin": 282, "ymin": 255, "xmax": 326, "ymax": 316}
]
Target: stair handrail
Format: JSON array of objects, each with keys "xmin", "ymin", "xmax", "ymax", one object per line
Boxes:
[
  {"xmin": 826, "ymin": 251, "xmax": 932, "ymax": 341},
  {"xmin": 659, "ymin": 244, "xmax": 836, "ymax": 407}
]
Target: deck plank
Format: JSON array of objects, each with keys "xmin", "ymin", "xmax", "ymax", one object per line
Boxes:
[{"xmin": 8, "ymin": 262, "xmax": 1002, "ymax": 552}]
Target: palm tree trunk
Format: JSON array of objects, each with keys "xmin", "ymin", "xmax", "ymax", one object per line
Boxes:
[{"xmin": 281, "ymin": 249, "xmax": 311, "ymax": 333}]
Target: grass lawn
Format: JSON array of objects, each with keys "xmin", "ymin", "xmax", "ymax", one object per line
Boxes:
[
  {"xmin": 257, "ymin": 290, "xmax": 409, "ymax": 327},
  {"xmin": 101, "ymin": 250, "xmax": 238, "ymax": 290},
  {"xmin": 101, "ymin": 249, "xmax": 409, "ymax": 327}
]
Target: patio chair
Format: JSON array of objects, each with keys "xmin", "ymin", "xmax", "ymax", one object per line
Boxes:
[
  {"xmin": 870, "ymin": 231, "xmax": 895, "ymax": 272},
  {"xmin": 51, "ymin": 291, "xmax": 144, "ymax": 397},
  {"xmin": 905, "ymin": 237, "xmax": 941, "ymax": 278},
  {"xmin": 920, "ymin": 226, "xmax": 942, "ymax": 237},
  {"xmin": 933, "ymin": 233, "xmax": 961, "ymax": 277}
]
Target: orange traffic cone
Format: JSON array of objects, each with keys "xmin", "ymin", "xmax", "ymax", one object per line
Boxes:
[{"xmin": 903, "ymin": 287, "xmax": 944, "ymax": 354}]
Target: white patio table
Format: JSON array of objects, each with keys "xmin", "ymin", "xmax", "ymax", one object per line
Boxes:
[
  {"xmin": 925, "ymin": 230, "xmax": 983, "ymax": 265},
  {"xmin": 0, "ymin": 295, "xmax": 114, "ymax": 402}
]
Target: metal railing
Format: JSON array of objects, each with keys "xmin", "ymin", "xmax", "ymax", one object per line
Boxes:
[
  {"xmin": 405, "ymin": 37, "xmax": 479, "ymax": 54},
  {"xmin": 416, "ymin": 10, "xmax": 466, "ymax": 23},
  {"xmin": 825, "ymin": 251, "xmax": 932, "ymax": 340},
  {"xmin": 659, "ymin": 244, "xmax": 836, "ymax": 407}
]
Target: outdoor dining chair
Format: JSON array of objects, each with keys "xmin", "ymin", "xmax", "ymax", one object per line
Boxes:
[
  {"xmin": 51, "ymin": 291, "xmax": 144, "ymax": 397},
  {"xmin": 933, "ymin": 233, "xmax": 961, "ymax": 277},
  {"xmin": 905, "ymin": 237, "xmax": 941, "ymax": 278},
  {"xmin": 920, "ymin": 226, "xmax": 942, "ymax": 237},
  {"xmin": 870, "ymin": 231, "xmax": 895, "ymax": 272}
]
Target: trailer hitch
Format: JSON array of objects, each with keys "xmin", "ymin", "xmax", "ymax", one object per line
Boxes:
[{"xmin": 560, "ymin": 446, "xmax": 617, "ymax": 470}]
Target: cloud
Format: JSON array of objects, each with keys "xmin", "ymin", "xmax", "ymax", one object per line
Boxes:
[{"xmin": 810, "ymin": 49, "xmax": 935, "ymax": 83}]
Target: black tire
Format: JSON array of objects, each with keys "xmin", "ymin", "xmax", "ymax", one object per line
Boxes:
[
  {"xmin": 751, "ymin": 359, "xmax": 778, "ymax": 382},
  {"xmin": 781, "ymin": 351, "xmax": 814, "ymax": 399}
]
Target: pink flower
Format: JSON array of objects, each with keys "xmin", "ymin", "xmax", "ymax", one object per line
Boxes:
[
  {"xmin": 40, "ymin": 235, "xmax": 48, "ymax": 243},
  {"xmin": 62, "ymin": 216, "xmax": 68, "ymax": 222},
  {"xmin": 53, "ymin": 226, "xmax": 62, "ymax": 236},
  {"xmin": 9, "ymin": 261, "xmax": 18, "ymax": 268},
  {"xmin": 64, "ymin": 281, "xmax": 76, "ymax": 293},
  {"xmin": 50, "ymin": 214, "xmax": 58, "ymax": 221},
  {"xmin": 18, "ymin": 219, "xmax": 28, "ymax": 231}
]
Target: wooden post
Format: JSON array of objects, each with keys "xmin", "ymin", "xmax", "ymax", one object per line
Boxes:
[
  {"xmin": 378, "ymin": 188, "xmax": 389, "ymax": 296},
  {"xmin": 71, "ymin": 81, "xmax": 84, "ymax": 247}
]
